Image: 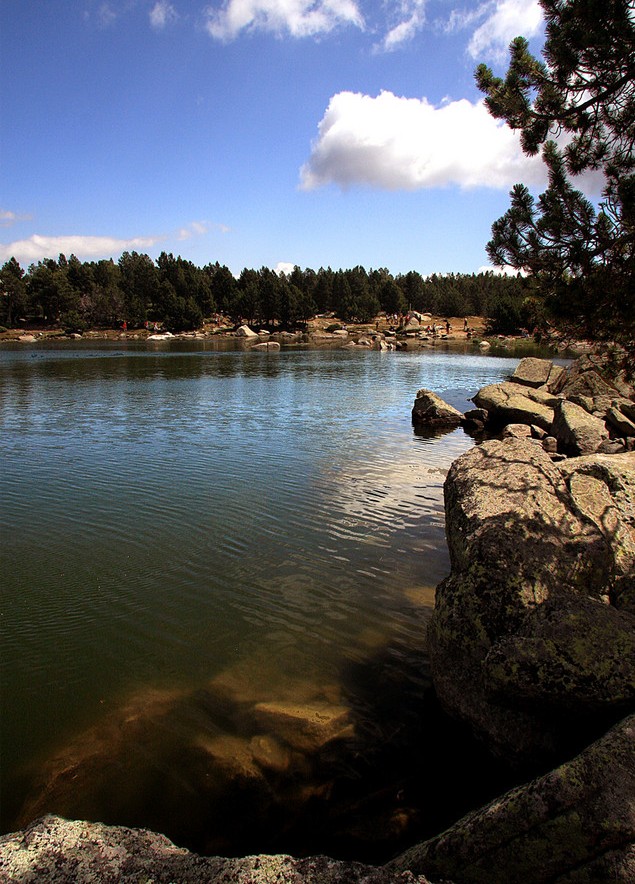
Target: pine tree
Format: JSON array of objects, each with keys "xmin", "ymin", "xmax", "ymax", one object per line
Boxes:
[{"xmin": 476, "ymin": 0, "xmax": 635, "ymax": 358}]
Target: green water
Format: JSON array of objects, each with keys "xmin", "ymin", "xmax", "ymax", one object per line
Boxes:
[{"xmin": 0, "ymin": 342, "xmax": 521, "ymax": 857}]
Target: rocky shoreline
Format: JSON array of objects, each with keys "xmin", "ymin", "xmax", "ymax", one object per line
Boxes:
[{"xmin": 2, "ymin": 355, "xmax": 634, "ymax": 882}]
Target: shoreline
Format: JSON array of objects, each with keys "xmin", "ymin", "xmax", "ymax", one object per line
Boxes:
[{"xmin": 0, "ymin": 313, "xmax": 588, "ymax": 358}]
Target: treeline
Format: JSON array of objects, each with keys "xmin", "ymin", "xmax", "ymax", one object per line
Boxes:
[{"xmin": 0, "ymin": 251, "xmax": 540, "ymax": 334}]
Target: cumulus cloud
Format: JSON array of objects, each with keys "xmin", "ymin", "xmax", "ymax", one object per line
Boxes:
[
  {"xmin": 275, "ymin": 261, "xmax": 296, "ymax": 275},
  {"xmin": 300, "ymin": 90, "xmax": 547, "ymax": 191},
  {"xmin": 378, "ymin": 0, "xmax": 427, "ymax": 52},
  {"xmin": 203, "ymin": 0, "xmax": 364, "ymax": 40},
  {"xmin": 467, "ymin": 0, "xmax": 543, "ymax": 61},
  {"xmin": 0, "ymin": 234, "xmax": 163, "ymax": 265},
  {"xmin": 150, "ymin": 1, "xmax": 178, "ymax": 29}
]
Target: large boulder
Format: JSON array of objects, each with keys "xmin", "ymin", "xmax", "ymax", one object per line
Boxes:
[
  {"xmin": 411, "ymin": 389, "xmax": 464, "ymax": 427},
  {"xmin": 389, "ymin": 713, "xmax": 635, "ymax": 884},
  {"xmin": 236, "ymin": 325, "xmax": 258, "ymax": 338},
  {"xmin": 552, "ymin": 399, "xmax": 610, "ymax": 455},
  {"xmin": 0, "ymin": 815, "xmax": 433, "ymax": 884},
  {"xmin": 470, "ymin": 356, "xmax": 635, "ymax": 450},
  {"xmin": 472, "ymin": 382, "xmax": 555, "ymax": 432},
  {"xmin": 510, "ymin": 357, "xmax": 553, "ymax": 388},
  {"xmin": 427, "ymin": 438, "xmax": 635, "ymax": 764}
]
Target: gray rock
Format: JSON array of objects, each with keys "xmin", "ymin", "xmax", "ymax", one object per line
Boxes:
[
  {"xmin": 620, "ymin": 400, "xmax": 635, "ymax": 423},
  {"xmin": 472, "ymin": 382, "xmax": 554, "ymax": 431},
  {"xmin": 552, "ymin": 399, "xmax": 609, "ymax": 455},
  {"xmin": 462, "ymin": 408, "xmax": 488, "ymax": 431},
  {"xmin": 389, "ymin": 714, "xmax": 635, "ymax": 884},
  {"xmin": 567, "ymin": 393, "xmax": 596, "ymax": 414},
  {"xmin": 545, "ymin": 363, "xmax": 566, "ymax": 392},
  {"xmin": 511, "ymin": 357, "xmax": 553, "ymax": 388},
  {"xmin": 560, "ymin": 368, "xmax": 619, "ymax": 400},
  {"xmin": 428, "ymin": 439, "xmax": 635, "ymax": 763},
  {"xmin": 236, "ymin": 325, "xmax": 258, "ymax": 338},
  {"xmin": 542, "ymin": 436, "xmax": 558, "ymax": 453},
  {"xmin": 412, "ymin": 389, "xmax": 464, "ymax": 427},
  {"xmin": 501, "ymin": 423, "xmax": 532, "ymax": 439},
  {"xmin": 0, "ymin": 815, "xmax": 433, "ymax": 883},
  {"xmin": 607, "ymin": 406, "xmax": 635, "ymax": 437},
  {"xmin": 558, "ymin": 452, "xmax": 635, "ymax": 614},
  {"xmin": 597, "ymin": 439, "xmax": 628, "ymax": 454},
  {"xmin": 250, "ymin": 341, "xmax": 281, "ymax": 351}
]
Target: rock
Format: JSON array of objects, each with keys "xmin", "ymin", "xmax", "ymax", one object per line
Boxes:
[
  {"xmin": 462, "ymin": 408, "xmax": 488, "ymax": 432},
  {"xmin": 472, "ymin": 382, "xmax": 554, "ymax": 432},
  {"xmin": 251, "ymin": 341, "xmax": 281, "ymax": 351},
  {"xmin": 194, "ymin": 734, "xmax": 266, "ymax": 783},
  {"xmin": 558, "ymin": 452, "xmax": 635, "ymax": 614},
  {"xmin": 478, "ymin": 340, "xmax": 490, "ymax": 350},
  {"xmin": 607, "ymin": 406, "xmax": 635, "ymax": 437},
  {"xmin": 427, "ymin": 438, "xmax": 635, "ymax": 763},
  {"xmin": 501, "ymin": 423, "xmax": 532, "ymax": 439},
  {"xmin": 249, "ymin": 735, "xmax": 293, "ymax": 773},
  {"xmin": 620, "ymin": 400, "xmax": 635, "ymax": 423},
  {"xmin": 545, "ymin": 363, "xmax": 566, "ymax": 392},
  {"xmin": 542, "ymin": 436, "xmax": 558, "ymax": 453},
  {"xmin": 0, "ymin": 815, "xmax": 433, "ymax": 884},
  {"xmin": 236, "ymin": 325, "xmax": 258, "ymax": 337},
  {"xmin": 411, "ymin": 389, "xmax": 464, "ymax": 427},
  {"xmin": 389, "ymin": 714, "xmax": 635, "ymax": 884},
  {"xmin": 560, "ymin": 368, "xmax": 619, "ymax": 400},
  {"xmin": 552, "ymin": 399, "xmax": 610, "ymax": 455},
  {"xmin": 510, "ymin": 357, "xmax": 553, "ymax": 388},
  {"xmin": 18, "ymin": 334, "xmax": 37, "ymax": 342},
  {"xmin": 597, "ymin": 439, "xmax": 628, "ymax": 454},
  {"xmin": 252, "ymin": 701, "xmax": 354, "ymax": 752}
]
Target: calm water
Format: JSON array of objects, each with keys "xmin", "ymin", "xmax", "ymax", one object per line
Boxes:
[{"xmin": 0, "ymin": 341, "xmax": 521, "ymax": 857}]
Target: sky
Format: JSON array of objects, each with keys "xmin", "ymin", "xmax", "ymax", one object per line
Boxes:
[{"xmin": 1, "ymin": 0, "xmax": 551, "ymax": 277}]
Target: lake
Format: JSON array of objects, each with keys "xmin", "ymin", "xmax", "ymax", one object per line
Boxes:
[{"xmin": 0, "ymin": 340, "xmax": 525, "ymax": 859}]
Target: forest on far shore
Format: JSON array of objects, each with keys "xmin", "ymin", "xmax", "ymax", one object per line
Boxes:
[{"xmin": 0, "ymin": 251, "xmax": 543, "ymax": 337}]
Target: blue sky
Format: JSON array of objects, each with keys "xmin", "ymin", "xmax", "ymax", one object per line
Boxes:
[{"xmin": 1, "ymin": 0, "xmax": 548, "ymax": 276}]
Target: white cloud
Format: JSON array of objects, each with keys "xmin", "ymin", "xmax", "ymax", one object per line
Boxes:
[
  {"xmin": 203, "ymin": 0, "xmax": 364, "ymax": 40},
  {"xmin": 275, "ymin": 261, "xmax": 295, "ymax": 275},
  {"xmin": 378, "ymin": 0, "xmax": 427, "ymax": 52},
  {"xmin": 177, "ymin": 220, "xmax": 211, "ymax": 240},
  {"xmin": 97, "ymin": 2, "xmax": 118, "ymax": 27},
  {"xmin": 300, "ymin": 90, "xmax": 547, "ymax": 191},
  {"xmin": 477, "ymin": 263, "xmax": 524, "ymax": 276},
  {"xmin": 149, "ymin": 1, "xmax": 178, "ymax": 29},
  {"xmin": 467, "ymin": 0, "xmax": 543, "ymax": 61},
  {"xmin": 0, "ymin": 234, "xmax": 163, "ymax": 266},
  {"xmin": 0, "ymin": 209, "xmax": 32, "ymax": 228}
]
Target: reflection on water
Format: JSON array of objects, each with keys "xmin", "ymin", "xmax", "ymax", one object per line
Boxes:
[{"xmin": 0, "ymin": 343, "xmax": 521, "ymax": 857}]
